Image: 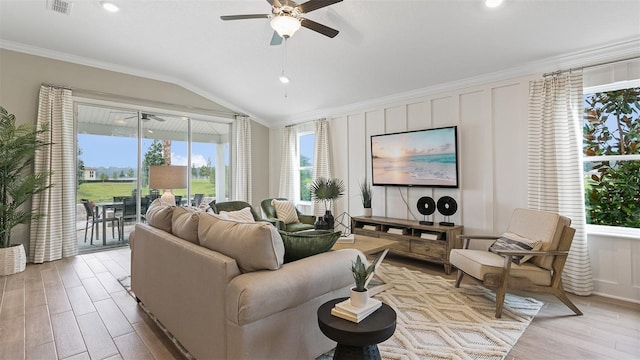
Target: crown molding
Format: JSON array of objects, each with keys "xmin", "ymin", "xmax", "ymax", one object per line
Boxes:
[
  {"xmin": 0, "ymin": 41, "xmax": 271, "ymax": 127},
  {"xmin": 274, "ymin": 38, "xmax": 640, "ymax": 127}
]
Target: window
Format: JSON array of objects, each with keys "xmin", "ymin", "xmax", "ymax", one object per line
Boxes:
[
  {"xmin": 298, "ymin": 132, "xmax": 315, "ymax": 202},
  {"xmin": 582, "ymin": 81, "xmax": 639, "ymax": 229}
]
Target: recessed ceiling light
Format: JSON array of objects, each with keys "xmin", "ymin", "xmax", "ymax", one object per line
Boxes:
[
  {"xmin": 101, "ymin": 1, "xmax": 119, "ymax": 12},
  {"xmin": 485, "ymin": 0, "xmax": 503, "ymax": 8},
  {"xmin": 279, "ymin": 75, "xmax": 290, "ymax": 84}
]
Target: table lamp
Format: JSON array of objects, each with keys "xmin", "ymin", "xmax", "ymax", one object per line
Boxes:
[{"xmin": 148, "ymin": 165, "xmax": 188, "ymax": 205}]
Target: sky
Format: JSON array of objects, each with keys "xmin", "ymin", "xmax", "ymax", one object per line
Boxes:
[
  {"xmin": 371, "ymin": 127, "xmax": 456, "ymax": 159},
  {"xmin": 78, "ymin": 134, "xmax": 225, "ymax": 168}
]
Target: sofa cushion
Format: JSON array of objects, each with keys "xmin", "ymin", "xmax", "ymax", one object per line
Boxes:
[
  {"xmin": 145, "ymin": 199, "xmax": 173, "ymax": 233},
  {"xmin": 171, "ymin": 206, "xmax": 200, "ymax": 244},
  {"xmin": 279, "ymin": 230, "xmax": 341, "ymax": 263},
  {"xmin": 198, "ymin": 213, "xmax": 285, "ymax": 272},
  {"xmin": 219, "ymin": 207, "xmax": 256, "ymax": 223},
  {"xmin": 271, "ymin": 199, "xmax": 299, "ymax": 224},
  {"xmin": 488, "ymin": 232, "xmax": 542, "ymax": 265}
]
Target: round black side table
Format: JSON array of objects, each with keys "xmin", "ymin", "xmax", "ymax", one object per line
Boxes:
[{"xmin": 317, "ymin": 297, "xmax": 396, "ymax": 360}]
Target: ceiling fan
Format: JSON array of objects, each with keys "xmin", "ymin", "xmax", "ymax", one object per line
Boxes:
[
  {"xmin": 221, "ymin": 0, "xmax": 342, "ymax": 45},
  {"xmin": 112, "ymin": 112, "xmax": 166, "ymax": 122}
]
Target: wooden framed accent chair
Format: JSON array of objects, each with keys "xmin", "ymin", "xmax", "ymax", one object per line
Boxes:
[
  {"xmin": 449, "ymin": 208, "xmax": 583, "ymax": 318},
  {"xmin": 260, "ymin": 198, "xmax": 315, "ymax": 232}
]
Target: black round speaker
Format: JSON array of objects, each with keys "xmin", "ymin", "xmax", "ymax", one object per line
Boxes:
[
  {"xmin": 437, "ymin": 196, "xmax": 458, "ymax": 216},
  {"xmin": 416, "ymin": 196, "xmax": 436, "ymax": 216}
]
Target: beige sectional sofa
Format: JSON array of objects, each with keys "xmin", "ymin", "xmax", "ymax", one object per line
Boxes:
[{"xmin": 130, "ymin": 201, "xmax": 362, "ymax": 360}]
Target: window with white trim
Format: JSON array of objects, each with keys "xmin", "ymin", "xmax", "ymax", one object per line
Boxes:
[
  {"xmin": 298, "ymin": 132, "xmax": 315, "ymax": 203},
  {"xmin": 582, "ymin": 80, "xmax": 639, "ymax": 229}
]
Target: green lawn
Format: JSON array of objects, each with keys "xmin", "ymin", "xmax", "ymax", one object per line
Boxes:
[{"xmin": 77, "ymin": 179, "xmax": 216, "ymax": 203}]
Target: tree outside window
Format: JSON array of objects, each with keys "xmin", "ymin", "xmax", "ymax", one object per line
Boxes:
[
  {"xmin": 299, "ymin": 133, "xmax": 315, "ymax": 202},
  {"xmin": 582, "ymin": 85, "xmax": 639, "ymax": 228}
]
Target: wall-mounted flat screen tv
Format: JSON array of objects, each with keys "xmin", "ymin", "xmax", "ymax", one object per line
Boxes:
[{"xmin": 371, "ymin": 126, "xmax": 459, "ymax": 188}]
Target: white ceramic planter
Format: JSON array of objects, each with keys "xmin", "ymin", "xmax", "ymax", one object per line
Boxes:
[
  {"xmin": 363, "ymin": 208, "xmax": 372, "ymax": 217},
  {"xmin": 0, "ymin": 244, "xmax": 27, "ymax": 276},
  {"xmin": 350, "ymin": 288, "xmax": 369, "ymax": 308}
]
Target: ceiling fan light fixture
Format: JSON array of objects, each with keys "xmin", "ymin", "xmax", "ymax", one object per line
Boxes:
[
  {"xmin": 100, "ymin": 1, "xmax": 119, "ymax": 12},
  {"xmin": 270, "ymin": 15, "xmax": 301, "ymax": 38},
  {"xmin": 484, "ymin": 0, "xmax": 503, "ymax": 8}
]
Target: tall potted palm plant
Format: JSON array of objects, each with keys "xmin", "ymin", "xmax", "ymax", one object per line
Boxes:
[
  {"xmin": 0, "ymin": 106, "xmax": 53, "ymax": 275},
  {"xmin": 309, "ymin": 177, "xmax": 345, "ymax": 230}
]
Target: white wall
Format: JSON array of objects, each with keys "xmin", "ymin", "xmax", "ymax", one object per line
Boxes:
[
  {"xmin": 326, "ymin": 77, "xmax": 531, "ymax": 236},
  {"xmin": 268, "ymin": 62, "xmax": 640, "ymax": 303}
]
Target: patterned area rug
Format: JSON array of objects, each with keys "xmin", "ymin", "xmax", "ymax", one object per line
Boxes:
[
  {"xmin": 360, "ymin": 264, "xmax": 541, "ymax": 360},
  {"xmin": 119, "ymin": 263, "xmax": 542, "ymax": 360}
]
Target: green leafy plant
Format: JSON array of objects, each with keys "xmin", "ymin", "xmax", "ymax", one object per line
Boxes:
[
  {"xmin": 583, "ymin": 87, "xmax": 640, "ymax": 228},
  {"xmin": 351, "ymin": 255, "xmax": 376, "ymax": 292},
  {"xmin": 0, "ymin": 106, "xmax": 53, "ymax": 248},
  {"xmin": 309, "ymin": 177, "xmax": 345, "ymax": 212},
  {"xmin": 359, "ymin": 180, "xmax": 372, "ymax": 208}
]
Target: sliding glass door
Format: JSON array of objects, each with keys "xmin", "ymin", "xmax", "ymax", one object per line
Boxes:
[{"xmin": 75, "ymin": 103, "xmax": 231, "ymax": 251}]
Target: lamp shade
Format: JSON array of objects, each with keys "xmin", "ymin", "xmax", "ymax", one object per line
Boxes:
[
  {"xmin": 270, "ymin": 15, "xmax": 301, "ymax": 38},
  {"xmin": 148, "ymin": 165, "xmax": 188, "ymax": 190}
]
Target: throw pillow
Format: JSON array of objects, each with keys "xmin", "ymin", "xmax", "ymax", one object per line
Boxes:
[
  {"xmin": 219, "ymin": 207, "xmax": 256, "ymax": 223},
  {"xmin": 145, "ymin": 199, "xmax": 174, "ymax": 233},
  {"xmin": 198, "ymin": 212, "xmax": 285, "ymax": 272},
  {"xmin": 171, "ymin": 206, "xmax": 200, "ymax": 244},
  {"xmin": 489, "ymin": 232, "xmax": 543, "ymax": 265},
  {"xmin": 279, "ymin": 230, "xmax": 341, "ymax": 263},
  {"xmin": 271, "ymin": 199, "xmax": 300, "ymax": 225}
]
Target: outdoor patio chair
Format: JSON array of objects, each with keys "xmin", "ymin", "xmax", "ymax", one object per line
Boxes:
[{"xmin": 81, "ymin": 200, "xmax": 120, "ymax": 245}]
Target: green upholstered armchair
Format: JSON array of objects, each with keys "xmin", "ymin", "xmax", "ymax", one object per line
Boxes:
[
  {"xmin": 210, "ymin": 201, "xmax": 277, "ymax": 226},
  {"xmin": 260, "ymin": 198, "xmax": 316, "ymax": 232}
]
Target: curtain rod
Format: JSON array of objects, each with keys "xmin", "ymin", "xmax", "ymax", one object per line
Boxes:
[
  {"xmin": 543, "ymin": 56, "xmax": 640, "ymax": 77},
  {"xmin": 40, "ymin": 82, "xmax": 240, "ymax": 119},
  {"xmin": 285, "ymin": 118, "xmax": 326, "ymax": 128}
]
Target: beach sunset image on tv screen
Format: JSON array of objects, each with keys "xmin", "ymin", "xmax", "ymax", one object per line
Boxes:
[{"xmin": 371, "ymin": 126, "xmax": 459, "ymax": 188}]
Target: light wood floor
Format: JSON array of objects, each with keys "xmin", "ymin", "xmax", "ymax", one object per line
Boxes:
[{"xmin": 1, "ymin": 248, "xmax": 638, "ymax": 360}]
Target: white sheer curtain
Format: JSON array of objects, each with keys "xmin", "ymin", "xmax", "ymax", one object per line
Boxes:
[
  {"xmin": 234, "ymin": 116, "xmax": 252, "ymax": 203},
  {"xmin": 312, "ymin": 119, "xmax": 332, "ymax": 216},
  {"xmin": 29, "ymin": 85, "xmax": 77, "ymax": 263},
  {"xmin": 528, "ymin": 72, "xmax": 593, "ymax": 296},
  {"xmin": 278, "ymin": 126, "xmax": 297, "ymax": 201}
]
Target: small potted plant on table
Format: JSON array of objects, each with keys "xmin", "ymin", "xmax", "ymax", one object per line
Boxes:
[
  {"xmin": 310, "ymin": 177, "xmax": 345, "ymax": 230},
  {"xmin": 359, "ymin": 179, "xmax": 372, "ymax": 217},
  {"xmin": 351, "ymin": 254, "xmax": 376, "ymax": 307}
]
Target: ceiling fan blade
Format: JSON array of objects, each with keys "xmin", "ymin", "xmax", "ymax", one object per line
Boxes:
[
  {"xmin": 149, "ymin": 115, "xmax": 166, "ymax": 122},
  {"xmin": 301, "ymin": 18, "xmax": 339, "ymax": 38},
  {"xmin": 220, "ymin": 14, "xmax": 270, "ymax": 21},
  {"xmin": 270, "ymin": 31, "xmax": 283, "ymax": 46},
  {"xmin": 299, "ymin": 0, "xmax": 342, "ymax": 13}
]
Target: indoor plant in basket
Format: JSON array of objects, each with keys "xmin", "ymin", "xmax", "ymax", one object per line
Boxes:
[
  {"xmin": 359, "ymin": 179, "xmax": 372, "ymax": 217},
  {"xmin": 0, "ymin": 106, "xmax": 52, "ymax": 276},
  {"xmin": 310, "ymin": 177, "xmax": 345, "ymax": 230},
  {"xmin": 350, "ymin": 254, "xmax": 376, "ymax": 307}
]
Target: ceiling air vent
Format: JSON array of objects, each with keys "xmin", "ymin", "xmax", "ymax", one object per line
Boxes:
[{"xmin": 47, "ymin": 0, "xmax": 72, "ymax": 15}]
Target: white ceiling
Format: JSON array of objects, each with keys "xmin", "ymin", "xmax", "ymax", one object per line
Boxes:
[{"xmin": 1, "ymin": 0, "xmax": 639, "ymax": 126}]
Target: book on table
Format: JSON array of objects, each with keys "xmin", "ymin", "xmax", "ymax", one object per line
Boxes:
[{"xmin": 330, "ymin": 298, "xmax": 382, "ymax": 323}]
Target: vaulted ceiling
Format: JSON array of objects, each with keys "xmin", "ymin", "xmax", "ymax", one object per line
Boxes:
[{"xmin": 1, "ymin": 0, "xmax": 639, "ymax": 126}]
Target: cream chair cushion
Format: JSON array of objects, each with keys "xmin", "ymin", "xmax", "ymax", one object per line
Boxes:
[
  {"xmin": 198, "ymin": 213, "xmax": 285, "ymax": 272},
  {"xmin": 506, "ymin": 208, "xmax": 571, "ymax": 270},
  {"xmin": 271, "ymin": 199, "xmax": 300, "ymax": 224},
  {"xmin": 450, "ymin": 249, "xmax": 551, "ymax": 286}
]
